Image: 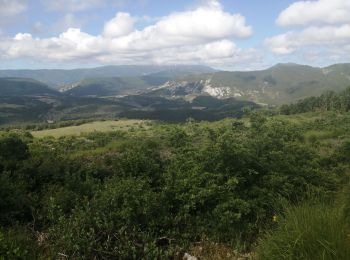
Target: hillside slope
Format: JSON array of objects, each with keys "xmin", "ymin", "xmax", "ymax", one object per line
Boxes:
[
  {"xmin": 61, "ymin": 76, "xmax": 165, "ymax": 97},
  {"xmin": 0, "ymin": 78, "xmax": 59, "ymax": 96},
  {"xmin": 150, "ymin": 63, "xmax": 350, "ymax": 105}
]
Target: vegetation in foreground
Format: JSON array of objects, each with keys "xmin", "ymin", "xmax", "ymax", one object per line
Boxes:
[
  {"xmin": 257, "ymin": 199, "xmax": 350, "ymax": 260},
  {"xmin": 0, "ymin": 107, "xmax": 349, "ymax": 259}
]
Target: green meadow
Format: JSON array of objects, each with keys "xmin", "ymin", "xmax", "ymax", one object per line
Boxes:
[{"xmin": 31, "ymin": 119, "xmax": 151, "ymax": 138}]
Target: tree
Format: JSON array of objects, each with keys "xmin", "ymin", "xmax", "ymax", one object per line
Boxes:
[{"xmin": 0, "ymin": 135, "xmax": 29, "ymax": 171}]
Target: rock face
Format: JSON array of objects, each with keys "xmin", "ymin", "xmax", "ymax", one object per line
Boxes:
[
  {"xmin": 157, "ymin": 80, "xmax": 205, "ymax": 96},
  {"xmin": 153, "ymin": 78, "xmax": 235, "ymax": 99},
  {"xmin": 202, "ymin": 80, "xmax": 232, "ymax": 98}
]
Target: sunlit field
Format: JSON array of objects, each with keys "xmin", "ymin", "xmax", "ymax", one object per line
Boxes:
[{"xmin": 31, "ymin": 119, "xmax": 151, "ymax": 138}]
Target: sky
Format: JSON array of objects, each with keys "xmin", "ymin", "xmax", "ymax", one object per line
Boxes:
[{"xmin": 0, "ymin": 0, "xmax": 349, "ymax": 70}]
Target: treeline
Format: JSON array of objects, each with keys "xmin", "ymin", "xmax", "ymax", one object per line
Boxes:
[
  {"xmin": 280, "ymin": 87, "xmax": 350, "ymax": 114},
  {"xmin": 0, "ymin": 113, "xmax": 348, "ymax": 258}
]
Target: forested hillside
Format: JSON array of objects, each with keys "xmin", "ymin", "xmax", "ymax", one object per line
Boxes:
[
  {"xmin": 280, "ymin": 87, "xmax": 350, "ymax": 114},
  {"xmin": 0, "ymin": 78, "xmax": 58, "ymax": 96}
]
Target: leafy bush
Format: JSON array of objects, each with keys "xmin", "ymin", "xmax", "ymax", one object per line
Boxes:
[
  {"xmin": 0, "ymin": 227, "xmax": 38, "ymax": 259},
  {"xmin": 0, "ymin": 112, "xmax": 348, "ymax": 258}
]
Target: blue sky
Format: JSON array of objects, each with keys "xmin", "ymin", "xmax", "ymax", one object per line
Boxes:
[{"xmin": 0, "ymin": 0, "xmax": 349, "ymax": 70}]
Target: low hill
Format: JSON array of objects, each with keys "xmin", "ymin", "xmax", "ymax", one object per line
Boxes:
[{"xmin": 0, "ymin": 78, "xmax": 59, "ymax": 96}]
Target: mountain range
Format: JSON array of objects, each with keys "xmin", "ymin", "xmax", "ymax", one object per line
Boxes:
[
  {"xmin": 0, "ymin": 63, "xmax": 350, "ymax": 125},
  {"xmin": 147, "ymin": 63, "xmax": 350, "ymax": 105},
  {"xmin": 0, "ymin": 65, "xmax": 215, "ymax": 88}
]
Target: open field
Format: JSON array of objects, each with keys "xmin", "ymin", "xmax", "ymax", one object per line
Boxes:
[{"xmin": 31, "ymin": 119, "xmax": 151, "ymax": 138}]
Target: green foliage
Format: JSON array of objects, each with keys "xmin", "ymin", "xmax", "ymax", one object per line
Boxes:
[
  {"xmin": 257, "ymin": 202, "xmax": 350, "ymax": 260},
  {"xmin": 0, "ymin": 134, "xmax": 29, "ymax": 161},
  {"xmin": 0, "ymin": 174, "xmax": 31, "ymax": 225},
  {"xmin": 0, "ymin": 111, "xmax": 348, "ymax": 258},
  {"xmin": 0, "ymin": 227, "xmax": 38, "ymax": 259},
  {"xmin": 48, "ymin": 178, "xmax": 168, "ymax": 259},
  {"xmin": 280, "ymin": 87, "xmax": 350, "ymax": 114}
]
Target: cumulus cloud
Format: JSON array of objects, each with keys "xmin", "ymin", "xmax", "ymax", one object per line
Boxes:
[
  {"xmin": 266, "ymin": 0, "xmax": 350, "ymax": 63},
  {"xmin": 277, "ymin": 0, "xmax": 350, "ymax": 27},
  {"xmin": 0, "ymin": 0, "xmax": 27, "ymax": 17},
  {"xmin": 265, "ymin": 25, "xmax": 350, "ymax": 54},
  {"xmin": 103, "ymin": 13, "xmax": 136, "ymax": 38},
  {"xmin": 0, "ymin": 0, "xmax": 254, "ymax": 67}
]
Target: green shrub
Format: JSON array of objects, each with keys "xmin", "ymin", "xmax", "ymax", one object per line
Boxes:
[
  {"xmin": 0, "ymin": 227, "xmax": 38, "ymax": 259},
  {"xmin": 257, "ymin": 202, "xmax": 350, "ymax": 260}
]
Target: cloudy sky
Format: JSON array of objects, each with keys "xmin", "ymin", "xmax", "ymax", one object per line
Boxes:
[{"xmin": 0, "ymin": 0, "xmax": 349, "ymax": 70}]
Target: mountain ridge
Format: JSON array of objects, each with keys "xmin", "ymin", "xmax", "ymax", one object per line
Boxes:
[
  {"xmin": 147, "ymin": 63, "xmax": 350, "ymax": 105},
  {"xmin": 0, "ymin": 65, "xmax": 215, "ymax": 88},
  {"xmin": 54, "ymin": 63, "xmax": 350, "ymax": 104}
]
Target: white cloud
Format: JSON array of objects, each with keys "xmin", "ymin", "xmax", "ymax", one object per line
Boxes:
[
  {"xmin": 95, "ymin": 40, "xmax": 257, "ymax": 67},
  {"xmin": 0, "ymin": 0, "xmax": 254, "ymax": 67},
  {"xmin": 103, "ymin": 13, "xmax": 136, "ymax": 38},
  {"xmin": 266, "ymin": 0, "xmax": 350, "ymax": 64},
  {"xmin": 0, "ymin": 0, "xmax": 27, "ymax": 16},
  {"xmin": 277, "ymin": 0, "xmax": 350, "ymax": 27},
  {"xmin": 265, "ymin": 25, "xmax": 350, "ymax": 54},
  {"xmin": 153, "ymin": 3, "xmax": 252, "ymax": 40}
]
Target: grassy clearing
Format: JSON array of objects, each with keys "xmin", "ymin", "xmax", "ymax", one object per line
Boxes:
[{"xmin": 31, "ymin": 119, "xmax": 151, "ymax": 138}]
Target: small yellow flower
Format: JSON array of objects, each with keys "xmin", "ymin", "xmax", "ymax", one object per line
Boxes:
[{"xmin": 272, "ymin": 215, "xmax": 278, "ymax": 222}]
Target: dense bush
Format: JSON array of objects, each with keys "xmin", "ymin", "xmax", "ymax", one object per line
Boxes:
[{"xmin": 0, "ymin": 113, "xmax": 348, "ymax": 258}]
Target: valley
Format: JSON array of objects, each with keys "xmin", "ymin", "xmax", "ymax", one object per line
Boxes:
[{"xmin": 1, "ymin": 63, "xmax": 350, "ymax": 127}]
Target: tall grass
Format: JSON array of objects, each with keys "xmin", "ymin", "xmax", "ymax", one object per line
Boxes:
[{"xmin": 257, "ymin": 202, "xmax": 350, "ymax": 260}]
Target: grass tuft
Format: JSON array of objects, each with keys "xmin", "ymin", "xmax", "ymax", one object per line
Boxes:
[{"xmin": 257, "ymin": 202, "xmax": 350, "ymax": 260}]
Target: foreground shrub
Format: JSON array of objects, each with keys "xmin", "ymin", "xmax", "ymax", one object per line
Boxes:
[
  {"xmin": 0, "ymin": 227, "xmax": 38, "ymax": 259},
  {"xmin": 257, "ymin": 202, "xmax": 350, "ymax": 260}
]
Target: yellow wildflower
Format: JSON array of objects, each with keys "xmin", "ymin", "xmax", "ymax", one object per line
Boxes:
[{"xmin": 272, "ymin": 215, "xmax": 278, "ymax": 222}]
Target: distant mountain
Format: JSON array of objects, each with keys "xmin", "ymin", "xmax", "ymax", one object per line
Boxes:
[
  {"xmin": 2, "ymin": 62, "xmax": 350, "ymax": 125},
  {"xmin": 0, "ymin": 78, "xmax": 59, "ymax": 96},
  {"xmin": 3, "ymin": 63, "xmax": 350, "ymax": 105},
  {"xmin": 0, "ymin": 74, "xmax": 256, "ymax": 125},
  {"xmin": 0, "ymin": 65, "xmax": 215, "ymax": 89},
  {"xmin": 148, "ymin": 63, "xmax": 350, "ymax": 105},
  {"xmin": 61, "ymin": 75, "xmax": 171, "ymax": 97}
]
